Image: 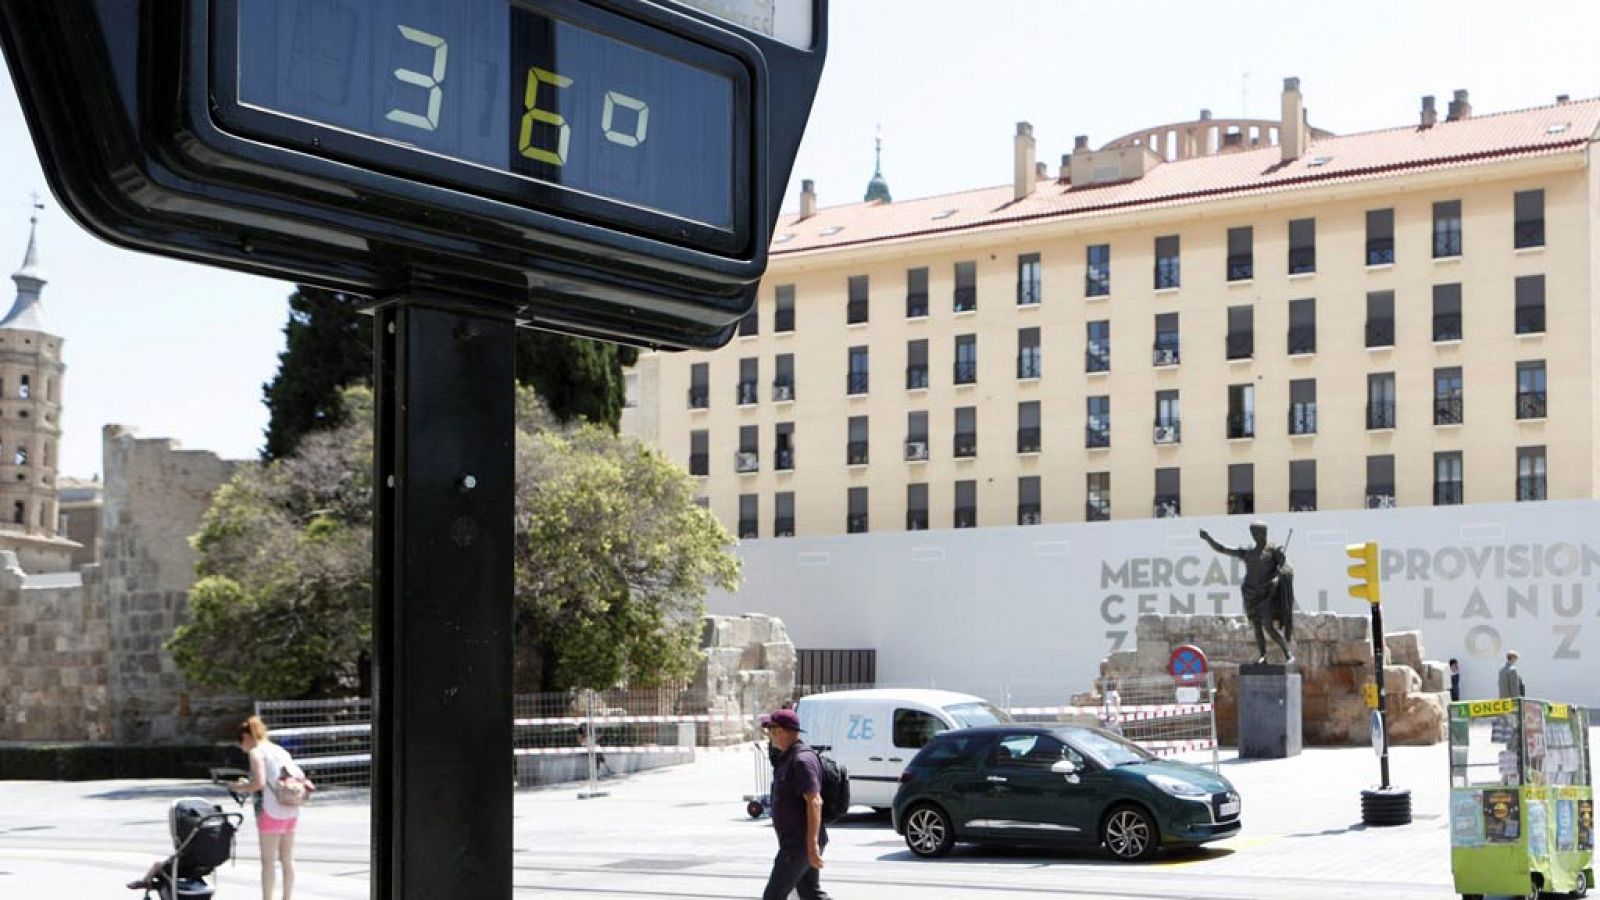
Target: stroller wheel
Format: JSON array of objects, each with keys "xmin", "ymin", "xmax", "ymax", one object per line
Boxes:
[{"xmin": 746, "ymin": 800, "xmax": 765, "ymax": 819}]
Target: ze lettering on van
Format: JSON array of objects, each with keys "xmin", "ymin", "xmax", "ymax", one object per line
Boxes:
[{"xmin": 846, "ymin": 715, "xmax": 876, "ymax": 742}]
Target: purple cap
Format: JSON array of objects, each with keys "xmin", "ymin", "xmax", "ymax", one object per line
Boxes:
[{"xmin": 761, "ymin": 709, "xmax": 804, "ymax": 732}]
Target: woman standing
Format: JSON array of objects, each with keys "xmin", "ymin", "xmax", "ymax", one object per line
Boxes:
[{"xmin": 231, "ymin": 715, "xmax": 311, "ymax": 900}]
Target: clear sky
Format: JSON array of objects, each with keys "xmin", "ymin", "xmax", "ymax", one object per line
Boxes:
[{"xmin": 2, "ymin": 0, "xmax": 1598, "ymax": 477}]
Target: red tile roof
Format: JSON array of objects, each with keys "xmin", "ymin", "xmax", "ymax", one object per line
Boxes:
[{"xmin": 772, "ymin": 98, "xmax": 1600, "ymax": 256}]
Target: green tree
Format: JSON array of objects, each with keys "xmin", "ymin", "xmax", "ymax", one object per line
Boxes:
[
  {"xmin": 260, "ymin": 288, "xmax": 636, "ymax": 460},
  {"xmin": 171, "ymin": 386, "xmax": 736, "ymax": 699}
]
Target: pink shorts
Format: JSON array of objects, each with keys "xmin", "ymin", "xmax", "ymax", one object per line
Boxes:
[{"xmin": 258, "ymin": 811, "xmax": 298, "ymax": 834}]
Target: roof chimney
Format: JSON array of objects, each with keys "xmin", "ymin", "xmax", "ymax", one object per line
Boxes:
[
  {"xmin": 1280, "ymin": 77, "xmax": 1307, "ymax": 162},
  {"xmin": 799, "ymin": 178, "xmax": 816, "ymax": 219},
  {"xmin": 1446, "ymin": 89, "xmax": 1472, "ymax": 122},
  {"xmin": 1035, "ymin": 161, "xmax": 1048, "ymax": 180},
  {"xmin": 1014, "ymin": 121, "xmax": 1037, "ymax": 201},
  {"xmin": 1074, "ymin": 135, "xmax": 1090, "ymax": 152},
  {"xmin": 1557, "ymin": 94, "xmax": 1571, "ymax": 104},
  {"xmin": 1420, "ymin": 95, "xmax": 1438, "ymax": 129}
]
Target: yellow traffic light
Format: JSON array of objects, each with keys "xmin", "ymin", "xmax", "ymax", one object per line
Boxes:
[{"xmin": 1346, "ymin": 541, "xmax": 1381, "ymax": 605}]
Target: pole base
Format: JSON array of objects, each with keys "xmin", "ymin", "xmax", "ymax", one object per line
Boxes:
[
  {"xmin": 577, "ymin": 790, "xmax": 610, "ymax": 800},
  {"xmin": 1360, "ymin": 787, "xmax": 1412, "ymax": 826}
]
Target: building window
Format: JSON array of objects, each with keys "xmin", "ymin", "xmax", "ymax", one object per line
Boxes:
[
  {"xmin": 11, "ymin": 501, "xmax": 22, "ymax": 525},
  {"xmin": 1287, "ymin": 298, "xmax": 1316, "ymax": 355},
  {"xmin": 847, "ymin": 346, "xmax": 869, "ymax": 395},
  {"xmin": 1017, "ymin": 401, "xmax": 1041, "ymax": 453},
  {"xmin": 1289, "ymin": 459, "xmax": 1317, "ymax": 512},
  {"xmin": 774, "ymin": 491, "xmax": 796, "ymax": 537},
  {"xmin": 1154, "ymin": 468, "xmax": 1180, "ymax": 518},
  {"xmin": 847, "ymin": 415, "xmax": 869, "ymax": 466},
  {"xmin": 774, "ymin": 284, "xmax": 795, "ymax": 332},
  {"xmin": 736, "ymin": 425, "xmax": 759, "ymax": 473},
  {"xmin": 694, "ymin": 496, "xmax": 710, "ymax": 510},
  {"xmin": 905, "ymin": 411, "xmax": 929, "ymax": 461},
  {"xmin": 1515, "ymin": 275, "xmax": 1545, "ymax": 335},
  {"xmin": 953, "ymin": 260, "xmax": 977, "ymax": 312},
  {"xmin": 1433, "ymin": 200, "xmax": 1463, "ymax": 258},
  {"xmin": 1226, "ymin": 305, "xmax": 1253, "ymax": 360},
  {"xmin": 1086, "ymin": 472, "xmax": 1111, "ymax": 522},
  {"xmin": 688, "ymin": 362, "xmax": 709, "ymax": 409},
  {"xmin": 737, "ymin": 305, "xmax": 758, "ymax": 337},
  {"xmin": 1226, "ymin": 226, "xmax": 1253, "ymax": 281},
  {"xmin": 1152, "ymin": 313, "xmax": 1180, "ymax": 366},
  {"xmin": 1517, "ymin": 446, "xmax": 1547, "ymax": 501},
  {"xmin": 1514, "ymin": 189, "xmax": 1545, "ymax": 249},
  {"xmin": 906, "ymin": 267, "xmax": 929, "ymax": 318},
  {"xmin": 1288, "ymin": 218, "xmax": 1316, "ymax": 274},
  {"xmin": 1227, "ymin": 384, "xmax": 1255, "ymax": 439},
  {"xmin": 1366, "ymin": 208, "xmax": 1395, "ymax": 265},
  {"xmin": 737, "ymin": 357, "xmax": 759, "ymax": 405},
  {"xmin": 905, "ymin": 338, "xmax": 929, "ymax": 390},
  {"xmin": 1435, "ymin": 367, "xmax": 1464, "ymax": 425},
  {"xmin": 1154, "ymin": 235, "xmax": 1180, "ymax": 289},
  {"xmin": 1288, "ymin": 379, "xmax": 1317, "ymax": 435},
  {"xmin": 1366, "ymin": 291, "xmax": 1395, "ymax": 348},
  {"xmin": 1366, "ymin": 455, "xmax": 1396, "ymax": 509},
  {"xmin": 1086, "ymin": 320, "xmax": 1111, "ymax": 373},
  {"xmin": 1368, "ymin": 372, "xmax": 1397, "ymax": 430},
  {"xmin": 954, "ymin": 407, "xmax": 977, "ymax": 458},
  {"xmin": 847, "ymin": 486, "xmax": 869, "ymax": 534},
  {"xmin": 1085, "ymin": 244, "xmax": 1111, "ymax": 297},
  {"xmin": 1517, "ymin": 360, "xmax": 1547, "ymax": 420},
  {"xmin": 1086, "ymin": 396, "xmax": 1110, "ymax": 448},
  {"xmin": 1017, "ymin": 327, "xmax": 1042, "ymax": 379},
  {"xmin": 954, "ymin": 334, "xmax": 978, "ymax": 385},
  {"xmin": 1017, "ymin": 252, "xmax": 1042, "ymax": 305},
  {"xmin": 775, "ymin": 422, "xmax": 795, "ymax": 471},
  {"xmin": 1154, "ymin": 390, "xmax": 1181, "ymax": 444},
  {"xmin": 906, "ymin": 483, "xmax": 929, "ymax": 531},
  {"xmin": 1227, "ymin": 463, "xmax": 1254, "ymax": 515},
  {"xmin": 773, "ymin": 353, "xmax": 795, "ymax": 402},
  {"xmin": 1434, "ymin": 451, "xmax": 1464, "ymax": 506},
  {"xmin": 954, "ymin": 480, "xmax": 977, "ymax": 528},
  {"xmin": 738, "ymin": 494, "xmax": 758, "ymax": 539},
  {"xmin": 847, "ymin": 274, "xmax": 869, "ymax": 325},
  {"xmin": 689, "ymin": 430, "xmax": 708, "ymax": 476},
  {"xmin": 1018, "ymin": 476, "xmax": 1042, "ymax": 526},
  {"xmin": 1433, "ymin": 284, "xmax": 1463, "ymax": 342},
  {"xmin": 18, "ymin": 375, "xmax": 30, "ymax": 400}
]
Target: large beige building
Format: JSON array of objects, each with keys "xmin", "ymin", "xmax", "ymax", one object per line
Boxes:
[{"xmin": 626, "ymin": 80, "xmax": 1598, "ymax": 540}]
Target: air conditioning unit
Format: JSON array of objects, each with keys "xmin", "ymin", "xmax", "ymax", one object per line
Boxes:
[
  {"xmin": 734, "ymin": 452, "xmax": 759, "ymax": 472},
  {"xmin": 1155, "ymin": 502, "xmax": 1180, "ymax": 519},
  {"xmin": 904, "ymin": 440, "xmax": 929, "ymax": 461},
  {"xmin": 1368, "ymin": 493, "xmax": 1397, "ymax": 509},
  {"xmin": 1154, "ymin": 347, "xmax": 1179, "ymax": 366},
  {"xmin": 1153, "ymin": 425, "xmax": 1179, "ymax": 444},
  {"xmin": 772, "ymin": 384, "xmax": 794, "ymax": 402},
  {"xmin": 1020, "ymin": 511, "xmax": 1043, "ymax": 526}
]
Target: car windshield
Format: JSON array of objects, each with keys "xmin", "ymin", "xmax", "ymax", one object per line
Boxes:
[
  {"xmin": 1056, "ymin": 727, "xmax": 1155, "ymax": 767},
  {"xmin": 943, "ymin": 701, "xmax": 1013, "ymax": 728}
]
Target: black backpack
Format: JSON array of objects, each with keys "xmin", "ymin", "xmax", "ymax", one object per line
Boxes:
[{"xmin": 810, "ymin": 748, "xmax": 850, "ymax": 823}]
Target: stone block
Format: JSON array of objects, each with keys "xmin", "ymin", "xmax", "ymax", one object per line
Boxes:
[
  {"xmin": 1387, "ymin": 691, "xmax": 1449, "ymax": 745},
  {"xmin": 1420, "ymin": 661, "xmax": 1450, "ymax": 694},
  {"xmin": 1383, "ymin": 664, "xmax": 1422, "ymax": 695},
  {"xmin": 1385, "ymin": 631, "xmax": 1424, "ymax": 675}
]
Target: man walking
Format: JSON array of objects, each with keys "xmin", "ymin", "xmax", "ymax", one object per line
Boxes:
[
  {"xmin": 761, "ymin": 708, "xmax": 830, "ymax": 900},
  {"xmin": 1498, "ymin": 652, "xmax": 1525, "ymax": 699}
]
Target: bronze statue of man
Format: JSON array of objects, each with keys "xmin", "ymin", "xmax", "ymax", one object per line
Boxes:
[{"xmin": 1199, "ymin": 520, "xmax": 1296, "ymax": 664}]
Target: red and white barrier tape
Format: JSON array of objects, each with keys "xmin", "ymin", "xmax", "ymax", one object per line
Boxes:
[{"xmin": 1008, "ymin": 703, "xmax": 1211, "ymax": 721}]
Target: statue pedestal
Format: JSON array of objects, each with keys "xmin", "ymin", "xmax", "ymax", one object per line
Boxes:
[{"xmin": 1238, "ymin": 664, "xmax": 1302, "ymax": 759}]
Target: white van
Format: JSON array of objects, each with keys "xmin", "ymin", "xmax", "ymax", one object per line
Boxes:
[{"xmin": 794, "ymin": 689, "xmax": 1012, "ymax": 810}]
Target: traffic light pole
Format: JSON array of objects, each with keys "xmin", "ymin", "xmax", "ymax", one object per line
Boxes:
[
  {"xmin": 372, "ymin": 298, "xmax": 516, "ymax": 900},
  {"xmin": 1349, "ymin": 540, "xmax": 1410, "ymax": 826},
  {"xmin": 1370, "ymin": 600, "xmax": 1391, "ymax": 791}
]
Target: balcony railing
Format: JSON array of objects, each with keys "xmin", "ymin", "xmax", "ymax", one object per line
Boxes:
[
  {"xmin": 1018, "ymin": 503, "xmax": 1042, "ymax": 526},
  {"xmin": 1085, "ymin": 270, "xmax": 1110, "ymax": 297},
  {"xmin": 1368, "ymin": 401, "xmax": 1397, "ymax": 430},
  {"xmin": 1153, "ymin": 420, "xmax": 1182, "ymax": 445},
  {"xmin": 904, "ymin": 440, "xmax": 929, "ymax": 462},
  {"xmin": 847, "ymin": 371, "xmax": 869, "ymax": 395},
  {"xmin": 1435, "ymin": 482, "xmax": 1464, "ymax": 506},
  {"xmin": 953, "ymin": 433, "xmax": 978, "ymax": 458},
  {"xmin": 1366, "ymin": 488, "xmax": 1396, "ymax": 509},
  {"xmin": 1289, "ymin": 489, "xmax": 1318, "ymax": 512},
  {"xmin": 774, "ymin": 516, "xmax": 795, "ymax": 537},
  {"xmin": 688, "ymin": 453, "xmax": 708, "ymax": 477},
  {"xmin": 1226, "ymin": 332, "xmax": 1254, "ymax": 360},
  {"xmin": 1227, "ymin": 492, "xmax": 1254, "ymax": 515},
  {"xmin": 846, "ymin": 299, "xmax": 868, "ymax": 325},
  {"xmin": 1288, "ymin": 246, "xmax": 1316, "ymax": 275},
  {"xmin": 737, "ymin": 380, "xmax": 759, "ymax": 405},
  {"xmin": 775, "ymin": 448, "xmax": 794, "ymax": 471},
  {"xmin": 1227, "ymin": 254, "xmax": 1253, "ymax": 281},
  {"xmin": 1287, "ymin": 325, "xmax": 1316, "ymax": 356},
  {"xmin": 1085, "ymin": 345, "xmax": 1111, "ymax": 373},
  {"xmin": 734, "ymin": 451, "xmax": 760, "ymax": 473},
  {"xmin": 1517, "ymin": 476, "xmax": 1547, "ymax": 502},
  {"xmin": 1152, "ymin": 342, "xmax": 1180, "ymax": 367},
  {"xmin": 1514, "ymin": 219, "xmax": 1546, "ymax": 250},
  {"xmin": 1153, "ymin": 495, "xmax": 1181, "ymax": 519},
  {"xmin": 772, "ymin": 380, "xmax": 795, "ymax": 402},
  {"xmin": 1434, "ymin": 230, "xmax": 1462, "ymax": 258},
  {"xmin": 1366, "ymin": 237, "xmax": 1395, "ymax": 266},
  {"xmin": 906, "ymin": 512, "xmax": 929, "ymax": 531},
  {"xmin": 1365, "ymin": 318, "xmax": 1395, "ymax": 348},
  {"xmin": 738, "ymin": 519, "xmax": 758, "ymax": 539},
  {"xmin": 846, "ymin": 441, "xmax": 869, "ymax": 466},
  {"xmin": 1155, "ymin": 258, "xmax": 1181, "ymax": 290},
  {"xmin": 954, "ymin": 506, "xmax": 978, "ymax": 528},
  {"xmin": 1085, "ymin": 425, "xmax": 1111, "ymax": 449},
  {"xmin": 1288, "ymin": 404, "xmax": 1317, "ymax": 436},
  {"xmin": 953, "ymin": 361, "xmax": 978, "ymax": 385},
  {"xmin": 1435, "ymin": 396, "xmax": 1464, "ymax": 425},
  {"xmin": 906, "ymin": 365, "xmax": 929, "ymax": 389},
  {"xmin": 1018, "ymin": 279, "xmax": 1042, "ymax": 306},
  {"xmin": 687, "ymin": 385, "xmax": 709, "ymax": 409},
  {"xmin": 1517, "ymin": 391, "xmax": 1547, "ymax": 420},
  {"xmin": 1227, "ymin": 411, "xmax": 1255, "ymax": 439},
  {"xmin": 774, "ymin": 308, "xmax": 795, "ymax": 332},
  {"xmin": 1086, "ymin": 501, "xmax": 1111, "ymax": 522},
  {"xmin": 1515, "ymin": 305, "xmax": 1546, "ymax": 335},
  {"xmin": 1017, "ymin": 427, "xmax": 1041, "ymax": 454},
  {"xmin": 906, "ymin": 292, "xmax": 929, "ymax": 318},
  {"xmin": 1017, "ymin": 354, "xmax": 1042, "ymax": 380},
  {"xmin": 1433, "ymin": 313, "xmax": 1462, "ymax": 342},
  {"xmin": 846, "ymin": 514, "xmax": 869, "ymax": 534},
  {"xmin": 953, "ymin": 286, "xmax": 977, "ymax": 313}
]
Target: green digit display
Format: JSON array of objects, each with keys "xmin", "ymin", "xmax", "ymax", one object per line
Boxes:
[{"xmin": 519, "ymin": 66, "xmax": 573, "ymax": 165}]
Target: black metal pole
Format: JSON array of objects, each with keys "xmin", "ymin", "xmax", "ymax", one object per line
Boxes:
[
  {"xmin": 372, "ymin": 298, "xmax": 516, "ymax": 900},
  {"xmin": 1371, "ymin": 601, "xmax": 1391, "ymax": 791}
]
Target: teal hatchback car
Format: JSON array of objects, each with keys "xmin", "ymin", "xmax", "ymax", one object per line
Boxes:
[{"xmin": 892, "ymin": 725, "xmax": 1240, "ymax": 861}]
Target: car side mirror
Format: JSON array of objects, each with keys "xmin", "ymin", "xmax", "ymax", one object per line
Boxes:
[{"xmin": 1050, "ymin": 759, "xmax": 1079, "ymax": 776}]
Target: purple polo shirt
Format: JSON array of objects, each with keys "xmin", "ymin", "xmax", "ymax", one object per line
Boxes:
[{"xmin": 770, "ymin": 741, "xmax": 826, "ymax": 849}]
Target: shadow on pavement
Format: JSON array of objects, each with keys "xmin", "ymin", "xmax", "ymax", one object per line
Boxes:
[{"xmin": 875, "ymin": 843, "xmax": 1233, "ymax": 867}]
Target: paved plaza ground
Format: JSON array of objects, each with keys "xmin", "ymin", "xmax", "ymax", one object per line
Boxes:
[{"xmin": 3, "ymin": 733, "xmax": 1586, "ymax": 899}]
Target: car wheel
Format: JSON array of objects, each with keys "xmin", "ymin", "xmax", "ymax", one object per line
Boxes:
[
  {"xmin": 746, "ymin": 800, "xmax": 765, "ymax": 819},
  {"xmin": 1102, "ymin": 804, "xmax": 1159, "ymax": 862},
  {"xmin": 903, "ymin": 804, "xmax": 955, "ymax": 858},
  {"xmin": 1576, "ymin": 869, "xmax": 1590, "ymax": 897}
]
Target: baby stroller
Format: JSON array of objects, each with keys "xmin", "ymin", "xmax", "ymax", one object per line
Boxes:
[{"xmin": 133, "ymin": 798, "xmax": 243, "ymax": 899}]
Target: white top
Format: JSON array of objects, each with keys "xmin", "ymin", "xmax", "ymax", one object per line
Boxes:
[{"xmin": 254, "ymin": 740, "xmax": 303, "ymax": 820}]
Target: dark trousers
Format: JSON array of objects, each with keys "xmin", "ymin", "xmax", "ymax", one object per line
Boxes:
[{"xmin": 762, "ymin": 845, "xmax": 830, "ymax": 900}]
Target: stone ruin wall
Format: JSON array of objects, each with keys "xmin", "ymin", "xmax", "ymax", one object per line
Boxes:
[
  {"xmin": 0, "ymin": 556, "xmax": 110, "ymax": 741},
  {"xmin": 692, "ymin": 613, "xmax": 796, "ymax": 744}
]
